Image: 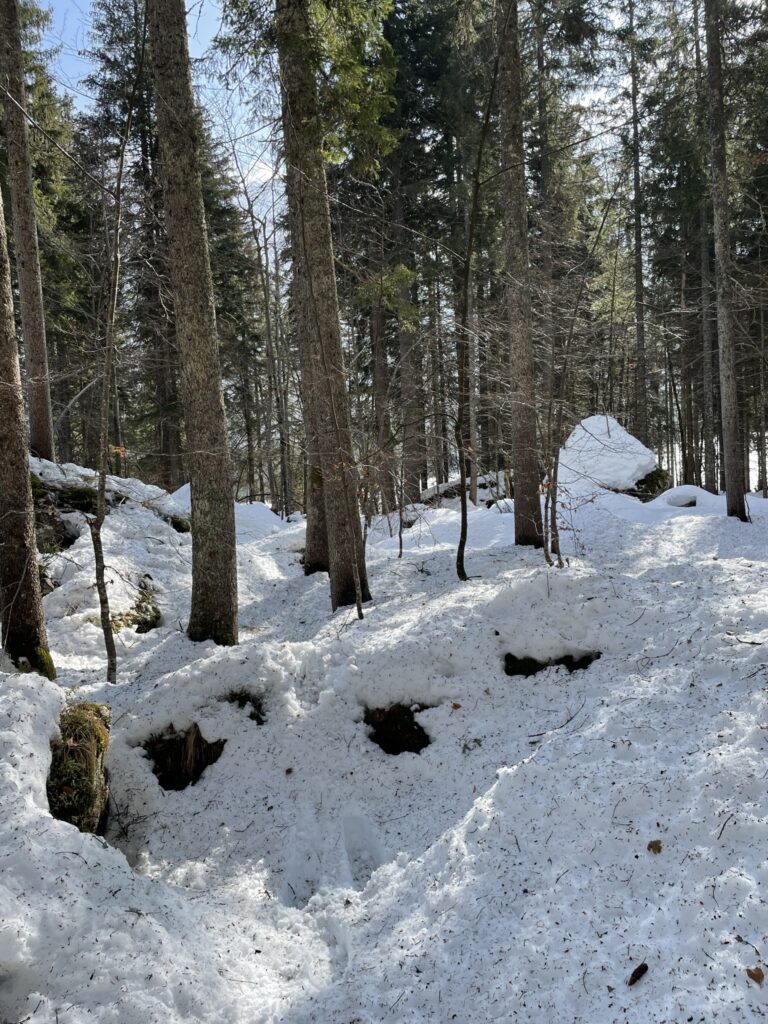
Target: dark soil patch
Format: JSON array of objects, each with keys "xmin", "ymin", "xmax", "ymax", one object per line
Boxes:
[
  {"xmin": 504, "ymin": 651, "xmax": 602, "ymax": 677},
  {"xmin": 143, "ymin": 723, "xmax": 225, "ymax": 790},
  {"xmin": 364, "ymin": 703, "xmax": 431, "ymax": 755}
]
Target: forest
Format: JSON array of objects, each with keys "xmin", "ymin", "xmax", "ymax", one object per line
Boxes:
[{"xmin": 1, "ymin": 1, "xmax": 767, "ymax": 1022}]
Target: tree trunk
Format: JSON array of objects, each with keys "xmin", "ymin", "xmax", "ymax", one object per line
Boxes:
[
  {"xmin": 497, "ymin": 0, "xmax": 543, "ymax": 548},
  {"xmin": 147, "ymin": 0, "xmax": 239, "ymax": 643},
  {"xmin": 0, "ymin": 0, "xmax": 55, "ymax": 460},
  {"xmin": 703, "ymin": 0, "xmax": 747, "ymax": 520},
  {"xmin": 628, "ymin": 0, "xmax": 649, "ymax": 445},
  {"xmin": 0, "ymin": 181, "xmax": 54, "ymax": 678},
  {"xmin": 372, "ymin": 298, "xmax": 396, "ymax": 513},
  {"xmin": 276, "ymin": 0, "xmax": 370, "ymax": 613}
]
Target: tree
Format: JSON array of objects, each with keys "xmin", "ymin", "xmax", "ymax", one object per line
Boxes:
[
  {"xmin": 0, "ymin": 185, "xmax": 54, "ymax": 678},
  {"xmin": 275, "ymin": 0, "xmax": 371, "ymax": 614},
  {"xmin": 704, "ymin": 0, "xmax": 747, "ymax": 520},
  {"xmin": 0, "ymin": 0, "xmax": 55, "ymax": 460},
  {"xmin": 497, "ymin": 0, "xmax": 543, "ymax": 548},
  {"xmin": 147, "ymin": 0, "xmax": 239, "ymax": 643}
]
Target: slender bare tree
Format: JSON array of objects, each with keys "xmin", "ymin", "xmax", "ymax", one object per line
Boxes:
[{"xmin": 147, "ymin": 0, "xmax": 239, "ymax": 643}]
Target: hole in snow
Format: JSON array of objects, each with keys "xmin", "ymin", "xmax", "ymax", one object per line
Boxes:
[
  {"xmin": 504, "ymin": 651, "xmax": 601, "ymax": 677},
  {"xmin": 364, "ymin": 703, "xmax": 431, "ymax": 755},
  {"xmin": 143, "ymin": 723, "xmax": 225, "ymax": 791}
]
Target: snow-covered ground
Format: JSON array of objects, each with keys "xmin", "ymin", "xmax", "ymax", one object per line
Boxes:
[{"xmin": 2, "ymin": 442, "xmax": 768, "ymax": 1023}]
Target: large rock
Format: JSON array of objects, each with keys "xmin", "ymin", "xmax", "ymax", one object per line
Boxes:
[{"xmin": 558, "ymin": 415, "xmax": 657, "ymax": 493}]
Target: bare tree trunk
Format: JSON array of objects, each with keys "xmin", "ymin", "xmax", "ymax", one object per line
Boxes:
[
  {"xmin": 704, "ymin": 0, "xmax": 747, "ymax": 520},
  {"xmin": 628, "ymin": 0, "xmax": 649, "ymax": 445},
  {"xmin": 693, "ymin": 0, "xmax": 718, "ymax": 493},
  {"xmin": 0, "ymin": 0, "xmax": 55, "ymax": 460},
  {"xmin": 372, "ymin": 298, "xmax": 396, "ymax": 513},
  {"xmin": 276, "ymin": 0, "xmax": 370, "ymax": 613},
  {"xmin": 0, "ymin": 177, "xmax": 54, "ymax": 677},
  {"xmin": 497, "ymin": 0, "xmax": 543, "ymax": 548},
  {"xmin": 148, "ymin": 0, "xmax": 239, "ymax": 643},
  {"xmin": 392, "ymin": 195, "xmax": 422, "ymax": 506}
]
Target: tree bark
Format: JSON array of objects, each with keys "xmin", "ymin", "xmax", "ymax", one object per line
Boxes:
[
  {"xmin": 147, "ymin": 0, "xmax": 239, "ymax": 643},
  {"xmin": 628, "ymin": 0, "xmax": 649, "ymax": 445},
  {"xmin": 497, "ymin": 0, "xmax": 543, "ymax": 547},
  {"xmin": 703, "ymin": 0, "xmax": 747, "ymax": 520},
  {"xmin": 0, "ymin": 184, "xmax": 54, "ymax": 677},
  {"xmin": 276, "ymin": 0, "xmax": 370, "ymax": 613},
  {"xmin": 0, "ymin": 0, "xmax": 55, "ymax": 460}
]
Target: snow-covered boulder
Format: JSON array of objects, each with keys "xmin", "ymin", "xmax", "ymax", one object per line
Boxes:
[{"xmin": 558, "ymin": 415, "xmax": 657, "ymax": 493}]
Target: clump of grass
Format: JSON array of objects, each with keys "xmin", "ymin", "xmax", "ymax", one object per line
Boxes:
[
  {"xmin": 47, "ymin": 702, "xmax": 111, "ymax": 832},
  {"xmin": 222, "ymin": 687, "xmax": 266, "ymax": 725}
]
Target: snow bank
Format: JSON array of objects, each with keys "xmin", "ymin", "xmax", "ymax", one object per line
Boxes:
[
  {"xmin": 559, "ymin": 415, "xmax": 657, "ymax": 492},
  {"xmin": 3, "ymin": 457, "xmax": 767, "ymax": 1024},
  {"xmin": 172, "ymin": 483, "xmax": 286, "ymax": 541}
]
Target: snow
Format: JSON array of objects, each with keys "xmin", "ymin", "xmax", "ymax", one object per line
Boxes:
[
  {"xmin": 3, "ymin": 443, "xmax": 768, "ymax": 1023},
  {"xmin": 172, "ymin": 482, "xmax": 288, "ymax": 542},
  {"xmin": 559, "ymin": 414, "xmax": 658, "ymax": 492}
]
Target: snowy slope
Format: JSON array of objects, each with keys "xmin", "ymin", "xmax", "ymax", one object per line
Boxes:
[{"xmin": 2, "ymin": 456, "xmax": 768, "ymax": 1023}]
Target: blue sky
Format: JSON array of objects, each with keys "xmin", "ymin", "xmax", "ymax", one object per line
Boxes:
[{"xmin": 42, "ymin": 0, "xmax": 224, "ymax": 108}]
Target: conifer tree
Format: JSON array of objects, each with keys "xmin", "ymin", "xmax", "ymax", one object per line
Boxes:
[{"xmin": 147, "ymin": 0, "xmax": 239, "ymax": 643}]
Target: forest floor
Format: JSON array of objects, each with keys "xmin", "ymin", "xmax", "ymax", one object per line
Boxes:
[{"xmin": 2, "ymin": 434, "xmax": 768, "ymax": 1023}]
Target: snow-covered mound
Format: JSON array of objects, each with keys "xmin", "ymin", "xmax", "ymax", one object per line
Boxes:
[
  {"xmin": 172, "ymin": 483, "xmax": 286, "ymax": 541},
  {"xmin": 2, "ymin": 461, "xmax": 766, "ymax": 1024},
  {"xmin": 559, "ymin": 415, "xmax": 657, "ymax": 492}
]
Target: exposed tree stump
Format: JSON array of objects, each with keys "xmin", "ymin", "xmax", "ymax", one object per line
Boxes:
[
  {"xmin": 47, "ymin": 702, "xmax": 112, "ymax": 833},
  {"xmin": 143, "ymin": 723, "xmax": 225, "ymax": 790},
  {"xmin": 364, "ymin": 703, "xmax": 431, "ymax": 755}
]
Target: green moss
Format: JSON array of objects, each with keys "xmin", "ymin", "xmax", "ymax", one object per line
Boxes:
[
  {"xmin": 169, "ymin": 515, "xmax": 191, "ymax": 534},
  {"xmin": 635, "ymin": 466, "xmax": 672, "ymax": 502},
  {"xmin": 33, "ymin": 646, "xmax": 57, "ymax": 680},
  {"xmin": 111, "ymin": 579, "xmax": 161, "ymax": 635},
  {"xmin": 47, "ymin": 702, "xmax": 111, "ymax": 833},
  {"xmin": 57, "ymin": 483, "xmax": 98, "ymax": 515},
  {"xmin": 29, "ymin": 472, "xmax": 49, "ymax": 506}
]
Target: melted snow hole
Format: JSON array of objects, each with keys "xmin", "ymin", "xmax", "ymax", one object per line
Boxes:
[
  {"xmin": 504, "ymin": 650, "xmax": 601, "ymax": 677},
  {"xmin": 364, "ymin": 703, "xmax": 432, "ymax": 755}
]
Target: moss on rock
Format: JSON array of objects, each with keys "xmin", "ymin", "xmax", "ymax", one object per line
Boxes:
[{"xmin": 47, "ymin": 702, "xmax": 111, "ymax": 833}]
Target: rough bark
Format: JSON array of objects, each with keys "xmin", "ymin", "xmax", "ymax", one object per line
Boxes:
[
  {"xmin": 372, "ymin": 299, "xmax": 396, "ymax": 513},
  {"xmin": 392, "ymin": 196, "xmax": 423, "ymax": 506},
  {"xmin": 0, "ymin": 187, "xmax": 55, "ymax": 678},
  {"xmin": 692, "ymin": 0, "xmax": 718, "ymax": 494},
  {"xmin": 497, "ymin": 0, "xmax": 543, "ymax": 548},
  {"xmin": 703, "ymin": 0, "xmax": 747, "ymax": 520},
  {"xmin": 0, "ymin": 0, "xmax": 55, "ymax": 460},
  {"xmin": 276, "ymin": 0, "xmax": 370, "ymax": 612},
  {"xmin": 628, "ymin": 0, "xmax": 649, "ymax": 445},
  {"xmin": 147, "ymin": 0, "xmax": 239, "ymax": 643}
]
